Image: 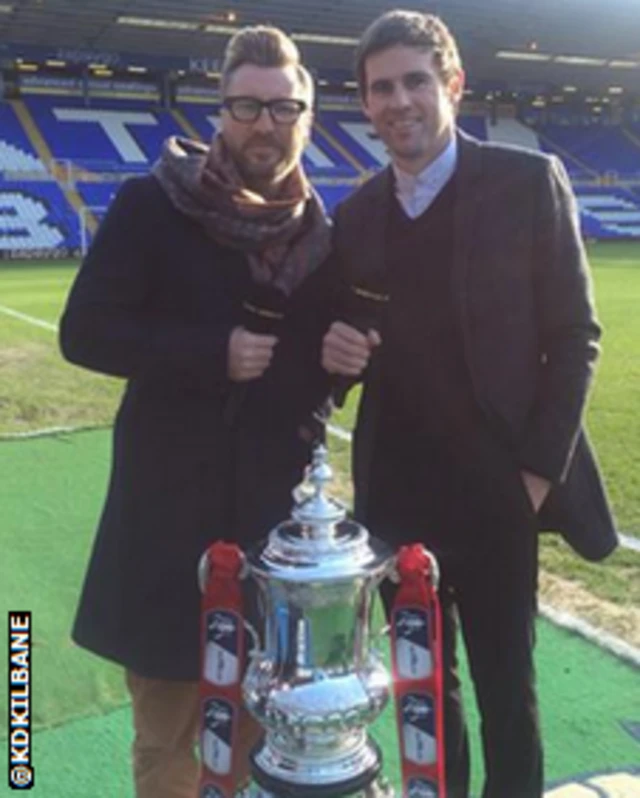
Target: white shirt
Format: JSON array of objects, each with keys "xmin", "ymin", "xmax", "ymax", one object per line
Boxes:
[{"xmin": 392, "ymin": 136, "xmax": 458, "ymax": 219}]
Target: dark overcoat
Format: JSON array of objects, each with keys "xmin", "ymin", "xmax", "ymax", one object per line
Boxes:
[
  {"xmin": 333, "ymin": 131, "xmax": 617, "ymax": 562},
  {"xmin": 60, "ymin": 175, "xmax": 330, "ymax": 680}
]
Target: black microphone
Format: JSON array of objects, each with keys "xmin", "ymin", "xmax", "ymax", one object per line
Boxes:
[
  {"xmin": 240, "ymin": 282, "xmax": 287, "ymax": 335},
  {"xmin": 224, "ymin": 283, "xmax": 287, "ymax": 425},
  {"xmin": 332, "ymin": 275, "xmax": 389, "ymax": 408}
]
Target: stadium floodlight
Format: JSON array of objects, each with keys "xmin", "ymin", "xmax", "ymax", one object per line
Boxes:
[
  {"xmin": 117, "ymin": 16, "xmax": 199, "ymax": 31},
  {"xmin": 292, "ymin": 33, "xmax": 359, "ymax": 46},
  {"xmin": 608, "ymin": 86, "xmax": 624, "ymax": 94},
  {"xmin": 202, "ymin": 24, "xmax": 239, "ymax": 34},
  {"xmin": 608, "ymin": 59, "xmax": 639, "ymax": 69},
  {"xmin": 554, "ymin": 55, "xmax": 607, "ymax": 67},
  {"xmin": 495, "ymin": 50, "xmax": 552, "ymax": 62}
]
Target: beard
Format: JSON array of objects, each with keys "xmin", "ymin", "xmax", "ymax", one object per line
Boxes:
[{"xmin": 233, "ymin": 134, "xmax": 290, "ymax": 183}]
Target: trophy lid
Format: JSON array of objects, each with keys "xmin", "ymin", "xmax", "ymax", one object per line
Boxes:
[{"xmin": 247, "ymin": 444, "xmax": 393, "ymax": 582}]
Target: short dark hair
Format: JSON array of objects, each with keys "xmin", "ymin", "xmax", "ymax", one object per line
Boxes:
[
  {"xmin": 355, "ymin": 11, "xmax": 462, "ymax": 97},
  {"xmin": 221, "ymin": 25, "xmax": 314, "ymax": 105}
]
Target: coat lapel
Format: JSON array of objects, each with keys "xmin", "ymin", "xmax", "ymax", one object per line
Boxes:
[{"xmin": 452, "ymin": 130, "xmax": 484, "ymax": 332}]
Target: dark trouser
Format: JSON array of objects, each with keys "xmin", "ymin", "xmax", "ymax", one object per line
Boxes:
[
  {"xmin": 371, "ymin": 438, "xmax": 543, "ymax": 798},
  {"xmin": 437, "ymin": 529, "xmax": 541, "ymax": 798}
]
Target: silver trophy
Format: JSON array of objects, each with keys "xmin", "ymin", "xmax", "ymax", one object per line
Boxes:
[{"xmin": 243, "ymin": 444, "xmax": 396, "ymax": 797}]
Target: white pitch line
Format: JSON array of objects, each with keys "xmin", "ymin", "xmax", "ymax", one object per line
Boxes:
[
  {"xmin": 0, "ymin": 304, "xmax": 58, "ymax": 332},
  {"xmin": 620, "ymin": 533, "xmax": 640, "ymax": 553},
  {"xmin": 0, "ymin": 424, "xmax": 109, "ymax": 441},
  {"xmin": 539, "ymin": 602, "xmax": 640, "ymax": 669},
  {"xmin": 326, "ymin": 422, "xmax": 352, "ymax": 442}
]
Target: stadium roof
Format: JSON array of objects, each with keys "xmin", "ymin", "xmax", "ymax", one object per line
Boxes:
[{"xmin": 1, "ymin": 0, "xmax": 639, "ymax": 93}]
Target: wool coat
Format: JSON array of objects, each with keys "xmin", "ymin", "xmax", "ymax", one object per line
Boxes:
[
  {"xmin": 333, "ymin": 131, "xmax": 617, "ymax": 562},
  {"xmin": 60, "ymin": 175, "xmax": 331, "ymax": 680}
]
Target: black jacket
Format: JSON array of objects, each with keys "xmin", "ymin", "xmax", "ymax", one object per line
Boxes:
[
  {"xmin": 60, "ymin": 175, "xmax": 330, "ymax": 679},
  {"xmin": 333, "ymin": 132, "xmax": 617, "ymax": 562}
]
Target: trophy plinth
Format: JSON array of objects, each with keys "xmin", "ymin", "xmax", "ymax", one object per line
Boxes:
[{"xmin": 243, "ymin": 445, "xmax": 395, "ymax": 797}]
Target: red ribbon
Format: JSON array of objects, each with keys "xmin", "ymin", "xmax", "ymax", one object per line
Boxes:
[
  {"xmin": 391, "ymin": 544, "xmax": 446, "ymax": 797},
  {"xmin": 198, "ymin": 541, "xmax": 247, "ymax": 798}
]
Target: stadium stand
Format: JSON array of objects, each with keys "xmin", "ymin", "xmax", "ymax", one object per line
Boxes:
[
  {"xmin": 539, "ymin": 124, "xmax": 640, "ymax": 180},
  {"xmin": 2, "ymin": 93, "xmax": 640, "ymax": 255}
]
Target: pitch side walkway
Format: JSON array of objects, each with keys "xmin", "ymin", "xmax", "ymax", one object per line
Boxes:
[
  {"xmin": 24, "ymin": 621, "xmax": 640, "ymax": 797},
  {"xmin": 1, "ymin": 429, "xmax": 639, "ymax": 796}
]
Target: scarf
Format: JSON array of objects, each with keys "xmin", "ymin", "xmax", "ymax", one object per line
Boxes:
[{"xmin": 152, "ymin": 136, "xmax": 331, "ymax": 296}]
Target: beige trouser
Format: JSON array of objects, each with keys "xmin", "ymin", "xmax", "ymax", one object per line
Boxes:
[{"xmin": 126, "ymin": 670, "xmax": 261, "ymax": 798}]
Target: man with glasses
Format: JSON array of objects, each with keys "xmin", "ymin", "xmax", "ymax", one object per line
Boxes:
[{"xmin": 60, "ymin": 26, "xmax": 331, "ymax": 798}]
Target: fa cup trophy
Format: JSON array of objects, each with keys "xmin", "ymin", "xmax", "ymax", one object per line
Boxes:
[{"xmin": 199, "ymin": 444, "xmax": 444, "ymax": 798}]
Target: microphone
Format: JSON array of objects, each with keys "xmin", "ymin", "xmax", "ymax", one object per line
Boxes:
[
  {"xmin": 332, "ymin": 275, "xmax": 389, "ymax": 408},
  {"xmin": 240, "ymin": 283, "xmax": 287, "ymax": 336},
  {"xmin": 224, "ymin": 283, "xmax": 288, "ymax": 425},
  {"xmin": 300, "ymin": 274, "xmax": 390, "ymax": 448}
]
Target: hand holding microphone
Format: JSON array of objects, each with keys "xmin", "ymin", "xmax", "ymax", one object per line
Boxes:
[
  {"xmin": 322, "ymin": 322, "xmax": 381, "ymax": 377},
  {"xmin": 228, "ymin": 328, "xmax": 278, "ymax": 382},
  {"xmin": 227, "ymin": 283, "xmax": 287, "ymax": 382},
  {"xmin": 225, "ymin": 283, "xmax": 287, "ymax": 424},
  {"xmin": 322, "ymin": 278, "xmax": 388, "ymax": 406}
]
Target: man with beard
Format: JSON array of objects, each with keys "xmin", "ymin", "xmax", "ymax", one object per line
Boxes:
[
  {"xmin": 321, "ymin": 10, "xmax": 617, "ymax": 798},
  {"xmin": 60, "ymin": 26, "xmax": 331, "ymax": 798}
]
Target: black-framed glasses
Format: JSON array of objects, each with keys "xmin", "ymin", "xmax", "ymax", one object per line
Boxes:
[{"xmin": 223, "ymin": 96, "xmax": 308, "ymax": 125}]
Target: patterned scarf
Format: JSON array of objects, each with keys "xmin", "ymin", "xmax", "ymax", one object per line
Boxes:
[{"xmin": 152, "ymin": 136, "xmax": 331, "ymax": 295}]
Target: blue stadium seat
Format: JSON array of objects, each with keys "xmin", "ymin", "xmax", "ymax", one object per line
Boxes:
[
  {"xmin": 0, "ymin": 103, "xmax": 47, "ymax": 173},
  {"xmin": 539, "ymin": 124, "xmax": 640, "ymax": 180},
  {"xmin": 575, "ymin": 186, "xmax": 640, "ymax": 239},
  {"xmin": 0, "ymin": 181, "xmax": 78, "ymax": 251}
]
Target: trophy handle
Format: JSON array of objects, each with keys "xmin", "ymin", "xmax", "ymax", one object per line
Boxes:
[
  {"xmin": 197, "ymin": 548, "xmax": 249, "ymax": 594},
  {"xmin": 197, "ymin": 550, "xmax": 210, "ymax": 594},
  {"xmin": 198, "ymin": 550, "xmax": 261, "ymax": 656},
  {"xmin": 369, "ymin": 623, "xmax": 391, "ymax": 662},
  {"xmin": 243, "ymin": 619, "xmax": 261, "ymax": 657}
]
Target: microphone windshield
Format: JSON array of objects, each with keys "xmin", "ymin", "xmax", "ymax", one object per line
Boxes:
[
  {"xmin": 340, "ymin": 279, "xmax": 389, "ymax": 334},
  {"xmin": 242, "ymin": 283, "xmax": 287, "ymax": 335}
]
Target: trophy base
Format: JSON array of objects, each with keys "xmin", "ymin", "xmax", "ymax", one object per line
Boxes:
[
  {"xmin": 247, "ymin": 773, "xmax": 394, "ymax": 798},
  {"xmin": 250, "ymin": 737, "xmax": 386, "ymax": 798}
]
